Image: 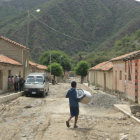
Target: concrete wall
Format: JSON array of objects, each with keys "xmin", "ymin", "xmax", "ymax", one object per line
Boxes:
[
  {"xmin": 96, "ymin": 71, "xmax": 104, "ymax": 87},
  {"xmin": 89, "ymin": 70, "xmax": 113, "ymax": 90},
  {"xmin": 0, "ymin": 39, "xmax": 23, "ymax": 63},
  {"xmin": 0, "ymin": 63, "xmax": 23, "ymax": 92},
  {"xmin": 88, "ymin": 71, "xmax": 94, "ymax": 84},
  {"xmin": 113, "ymin": 61, "xmax": 125, "ymax": 93},
  {"xmin": 88, "ymin": 71, "xmax": 97, "ymax": 85},
  {"xmin": 105, "ymin": 71, "xmax": 113, "ymax": 90}
]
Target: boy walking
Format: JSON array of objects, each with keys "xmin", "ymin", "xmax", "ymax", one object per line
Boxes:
[{"xmin": 66, "ymin": 81, "xmax": 85, "ymax": 128}]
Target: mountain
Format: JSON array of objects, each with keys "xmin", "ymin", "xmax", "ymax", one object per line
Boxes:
[{"xmin": 1, "ymin": 0, "xmax": 140, "ymax": 62}]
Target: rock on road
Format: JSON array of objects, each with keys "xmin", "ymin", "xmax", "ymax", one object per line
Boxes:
[{"xmin": 0, "ymin": 83, "xmax": 140, "ymax": 140}]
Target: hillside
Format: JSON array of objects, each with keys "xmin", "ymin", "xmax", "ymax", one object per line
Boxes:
[
  {"xmin": 82, "ymin": 29, "xmax": 140, "ymax": 67},
  {"xmin": 1, "ymin": 0, "xmax": 140, "ymax": 62}
]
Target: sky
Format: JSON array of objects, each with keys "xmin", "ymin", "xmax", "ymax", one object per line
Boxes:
[{"xmin": 135, "ymin": 0, "xmax": 140, "ymax": 2}]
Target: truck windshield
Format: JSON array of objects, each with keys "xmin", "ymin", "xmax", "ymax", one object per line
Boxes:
[
  {"xmin": 26, "ymin": 76, "xmax": 44, "ymax": 84},
  {"xmin": 36, "ymin": 76, "xmax": 44, "ymax": 83}
]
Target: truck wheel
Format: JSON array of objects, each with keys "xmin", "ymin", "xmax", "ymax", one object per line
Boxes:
[
  {"xmin": 42, "ymin": 92, "xmax": 46, "ymax": 98},
  {"xmin": 46, "ymin": 88, "xmax": 49, "ymax": 96},
  {"xmin": 26, "ymin": 93, "xmax": 30, "ymax": 97}
]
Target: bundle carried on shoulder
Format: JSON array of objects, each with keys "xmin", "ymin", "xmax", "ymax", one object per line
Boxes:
[{"xmin": 76, "ymin": 89, "xmax": 92, "ymax": 104}]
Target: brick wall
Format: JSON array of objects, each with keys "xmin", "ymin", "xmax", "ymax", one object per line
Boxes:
[
  {"xmin": 137, "ymin": 60, "xmax": 140, "ymax": 103},
  {"xmin": 125, "ymin": 60, "xmax": 136, "ymax": 102},
  {"xmin": 113, "ymin": 59, "xmax": 140, "ymax": 103}
]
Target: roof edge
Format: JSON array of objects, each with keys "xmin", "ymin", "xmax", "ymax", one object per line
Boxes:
[{"xmin": 0, "ymin": 36, "xmax": 30, "ymax": 50}]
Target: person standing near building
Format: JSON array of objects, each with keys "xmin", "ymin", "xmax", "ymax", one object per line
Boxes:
[
  {"xmin": 19, "ymin": 75, "xmax": 24, "ymax": 91},
  {"xmin": 8, "ymin": 76, "xmax": 11, "ymax": 91},
  {"xmin": 66, "ymin": 81, "xmax": 86, "ymax": 128},
  {"xmin": 11, "ymin": 76, "xmax": 14, "ymax": 91},
  {"xmin": 14, "ymin": 75, "xmax": 19, "ymax": 92}
]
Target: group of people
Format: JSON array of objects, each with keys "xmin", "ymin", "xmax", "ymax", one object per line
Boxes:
[{"xmin": 8, "ymin": 75, "xmax": 25, "ymax": 92}]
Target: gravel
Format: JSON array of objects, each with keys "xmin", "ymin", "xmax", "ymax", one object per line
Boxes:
[{"xmin": 90, "ymin": 91, "xmax": 122, "ymax": 108}]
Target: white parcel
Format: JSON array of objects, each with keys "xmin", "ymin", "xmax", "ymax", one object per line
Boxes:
[{"xmin": 76, "ymin": 89, "xmax": 92, "ymax": 104}]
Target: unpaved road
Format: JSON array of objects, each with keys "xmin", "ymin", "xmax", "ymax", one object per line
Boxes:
[{"xmin": 0, "ymin": 83, "xmax": 140, "ymax": 140}]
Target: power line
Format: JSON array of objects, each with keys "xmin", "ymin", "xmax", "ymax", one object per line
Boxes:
[{"xmin": 30, "ymin": 13, "xmax": 91, "ymax": 43}]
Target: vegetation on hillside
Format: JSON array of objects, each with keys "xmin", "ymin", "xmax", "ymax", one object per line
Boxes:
[
  {"xmin": 83, "ymin": 29, "xmax": 140, "ymax": 67},
  {"xmin": 1, "ymin": 0, "xmax": 140, "ymax": 63}
]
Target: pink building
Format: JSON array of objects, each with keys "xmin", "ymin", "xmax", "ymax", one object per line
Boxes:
[{"xmin": 111, "ymin": 50, "xmax": 140, "ymax": 103}]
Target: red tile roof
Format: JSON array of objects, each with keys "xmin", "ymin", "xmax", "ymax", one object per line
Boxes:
[
  {"xmin": 101, "ymin": 62, "xmax": 113, "ymax": 71},
  {"xmin": 0, "ymin": 36, "xmax": 29, "ymax": 50},
  {"xmin": 29, "ymin": 61, "xmax": 37, "ymax": 67},
  {"xmin": 37, "ymin": 64, "xmax": 47, "ymax": 70},
  {"xmin": 29, "ymin": 61, "xmax": 47, "ymax": 70},
  {"xmin": 0, "ymin": 55, "xmax": 22, "ymax": 66},
  {"xmin": 111, "ymin": 50, "xmax": 140, "ymax": 61},
  {"xmin": 89, "ymin": 61, "xmax": 113, "ymax": 71}
]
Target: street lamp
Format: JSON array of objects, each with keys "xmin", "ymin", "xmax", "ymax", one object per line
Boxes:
[
  {"xmin": 36, "ymin": 9, "xmax": 40, "ymax": 13},
  {"xmin": 26, "ymin": 9, "xmax": 41, "ymax": 46}
]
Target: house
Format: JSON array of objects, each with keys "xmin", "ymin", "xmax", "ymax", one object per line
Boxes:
[
  {"xmin": 111, "ymin": 50, "xmax": 140, "ymax": 103},
  {"xmin": 0, "ymin": 55, "xmax": 23, "ymax": 93},
  {"xmin": 29, "ymin": 61, "xmax": 47, "ymax": 73},
  {"xmin": 0, "ymin": 36, "xmax": 30, "ymax": 78},
  {"xmin": 0, "ymin": 36, "xmax": 49, "ymax": 93},
  {"xmin": 89, "ymin": 61, "xmax": 113, "ymax": 91}
]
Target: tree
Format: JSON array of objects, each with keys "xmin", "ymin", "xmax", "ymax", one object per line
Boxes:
[
  {"xmin": 47, "ymin": 62, "xmax": 63, "ymax": 83},
  {"xmin": 60, "ymin": 58, "xmax": 71, "ymax": 74},
  {"xmin": 39, "ymin": 51, "xmax": 71, "ymax": 73},
  {"xmin": 75, "ymin": 61, "xmax": 89, "ymax": 84}
]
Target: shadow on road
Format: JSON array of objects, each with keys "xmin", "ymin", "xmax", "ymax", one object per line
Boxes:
[{"xmin": 70, "ymin": 127, "xmax": 92, "ymax": 132}]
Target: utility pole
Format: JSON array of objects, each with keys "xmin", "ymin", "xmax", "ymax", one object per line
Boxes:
[
  {"xmin": 50, "ymin": 50, "xmax": 52, "ymax": 75},
  {"xmin": 26, "ymin": 10, "xmax": 30, "ymax": 47},
  {"xmin": 23, "ymin": 10, "xmax": 30, "ymax": 79}
]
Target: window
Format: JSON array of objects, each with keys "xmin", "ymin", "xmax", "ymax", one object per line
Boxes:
[
  {"xmin": 26, "ymin": 76, "xmax": 44, "ymax": 84},
  {"xmin": 120, "ymin": 71, "xmax": 122, "ymax": 80}
]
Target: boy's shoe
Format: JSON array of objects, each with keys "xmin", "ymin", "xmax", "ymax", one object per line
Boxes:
[
  {"xmin": 66, "ymin": 121, "xmax": 70, "ymax": 128},
  {"xmin": 74, "ymin": 125, "xmax": 78, "ymax": 128}
]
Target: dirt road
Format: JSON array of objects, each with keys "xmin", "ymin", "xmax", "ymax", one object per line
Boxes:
[{"xmin": 0, "ymin": 83, "xmax": 140, "ymax": 140}]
